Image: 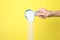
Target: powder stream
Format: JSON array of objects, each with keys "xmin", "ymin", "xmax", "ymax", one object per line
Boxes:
[{"xmin": 28, "ymin": 21, "xmax": 34, "ymax": 40}]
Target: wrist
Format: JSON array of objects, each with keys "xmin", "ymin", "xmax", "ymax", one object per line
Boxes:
[{"xmin": 51, "ymin": 11, "xmax": 56, "ymax": 17}]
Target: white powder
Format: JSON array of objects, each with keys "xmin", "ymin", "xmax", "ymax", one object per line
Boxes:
[
  {"xmin": 28, "ymin": 22, "xmax": 33, "ymax": 40},
  {"xmin": 25, "ymin": 9, "xmax": 35, "ymax": 40}
]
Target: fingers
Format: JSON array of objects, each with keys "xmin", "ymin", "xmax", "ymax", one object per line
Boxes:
[
  {"xmin": 36, "ymin": 8, "xmax": 47, "ymax": 19},
  {"xmin": 36, "ymin": 12, "xmax": 46, "ymax": 19}
]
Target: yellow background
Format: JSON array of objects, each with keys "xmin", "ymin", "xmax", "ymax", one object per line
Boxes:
[{"xmin": 0, "ymin": 0, "xmax": 60, "ymax": 40}]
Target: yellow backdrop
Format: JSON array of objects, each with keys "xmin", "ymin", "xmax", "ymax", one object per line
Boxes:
[{"xmin": 0, "ymin": 0, "xmax": 60, "ymax": 40}]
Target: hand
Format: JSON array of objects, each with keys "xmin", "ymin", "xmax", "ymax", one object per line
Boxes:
[{"xmin": 36, "ymin": 8, "xmax": 53, "ymax": 19}]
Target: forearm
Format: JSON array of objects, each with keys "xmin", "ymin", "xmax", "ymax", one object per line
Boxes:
[{"xmin": 52, "ymin": 10, "xmax": 60, "ymax": 17}]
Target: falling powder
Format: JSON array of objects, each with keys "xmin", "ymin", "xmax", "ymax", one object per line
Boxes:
[{"xmin": 28, "ymin": 21, "xmax": 33, "ymax": 40}]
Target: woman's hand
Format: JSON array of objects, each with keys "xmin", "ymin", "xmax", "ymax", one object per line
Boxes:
[{"xmin": 36, "ymin": 8, "xmax": 54, "ymax": 19}]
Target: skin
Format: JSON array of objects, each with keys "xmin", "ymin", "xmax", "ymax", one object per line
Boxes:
[{"xmin": 36, "ymin": 8, "xmax": 60, "ymax": 19}]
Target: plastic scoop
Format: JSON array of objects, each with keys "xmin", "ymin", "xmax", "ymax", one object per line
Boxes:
[{"xmin": 25, "ymin": 9, "xmax": 36, "ymax": 22}]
